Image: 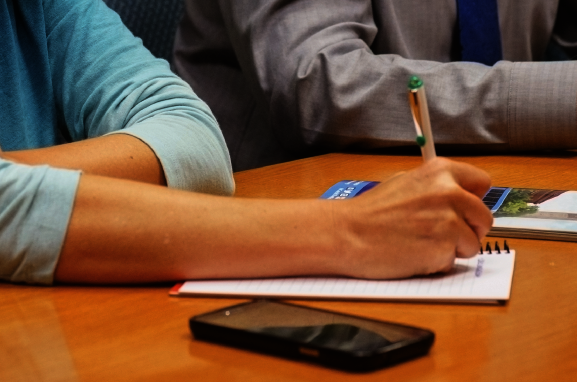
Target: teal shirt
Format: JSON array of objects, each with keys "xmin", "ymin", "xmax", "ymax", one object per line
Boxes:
[{"xmin": 0, "ymin": 0, "xmax": 234, "ymax": 284}]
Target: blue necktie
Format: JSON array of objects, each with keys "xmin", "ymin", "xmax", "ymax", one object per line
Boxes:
[{"xmin": 456, "ymin": 0, "xmax": 503, "ymax": 66}]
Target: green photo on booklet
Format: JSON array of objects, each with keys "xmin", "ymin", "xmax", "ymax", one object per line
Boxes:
[{"xmin": 483, "ymin": 187, "xmax": 577, "ymax": 241}]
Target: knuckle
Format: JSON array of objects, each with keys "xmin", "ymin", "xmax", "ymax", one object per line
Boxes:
[
  {"xmin": 414, "ymin": 209, "xmax": 461, "ymax": 236},
  {"xmin": 438, "ymin": 208, "xmax": 460, "ymax": 227},
  {"xmin": 438, "ymin": 185, "xmax": 465, "ymax": 201},
  {"xmin": 426, "ymin": 157, "xmax": 451, "ymax": 176},
  {"xmin": 430, "ymin": 156, "xmax": 451, "ymax": 169}
]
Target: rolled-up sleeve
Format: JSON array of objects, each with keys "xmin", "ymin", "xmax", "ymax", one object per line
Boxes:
[
  {"xmin": 0, "ymin": 0, "xmax": 234, "ymax": 285},
  {"xmin": 0, "ymin": 159, "xmax": 80, "ymax": 285},
  {"xmin": 45, "ymin": 0, "xmax": 234, "ymax": 195}
]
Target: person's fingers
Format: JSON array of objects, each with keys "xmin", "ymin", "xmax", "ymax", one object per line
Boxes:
[
  {"xmin": 425, "ymin": 246, "xmax": 459, "ymax": 275},
  {"xmin": 429, "ymin": 158, "xmax": 492, "ymax": 199},
  {"xmin": 426, "ymin": 219, "xmax": 481, "ymax": 276},
  {"xmin": 454, "ymin": 218, "xmax": 484, "ymax": 258},
  {"xmin": 453, "ymin": 190, "xmax": 494, "ymax": 240},
  {"xmin": 452, "ymin": 166, "xmax": 491, "ymax": 199}
]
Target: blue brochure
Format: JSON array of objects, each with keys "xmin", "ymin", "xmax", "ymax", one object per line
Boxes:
[{"xmin": 320, "ymin": 180, "xmax": 380, "ymax": 200}]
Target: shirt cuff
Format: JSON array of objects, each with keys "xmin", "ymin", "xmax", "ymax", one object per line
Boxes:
[
  {"xmin": 0, "ymin": 161, "xmax": 81, "ymax": 285},
  {"xmin": 508, "ymin": 61, "xmax": 577, "ymax": 150}
]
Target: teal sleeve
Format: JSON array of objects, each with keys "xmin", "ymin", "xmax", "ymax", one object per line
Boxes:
[
  {"xmin": 43, "ymin": 0, "xmax": 234, "ymax": 195},
  {"xmin": 0, "ymin": 159, "xmax": 80, "ymax": 285}
]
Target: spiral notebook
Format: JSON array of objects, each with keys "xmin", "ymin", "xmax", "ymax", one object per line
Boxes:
[{"xmin": 170, "ymin": 242, "xmax": 515, "ymax": 304}]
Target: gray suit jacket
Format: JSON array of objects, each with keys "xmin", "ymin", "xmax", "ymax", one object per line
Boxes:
[{"xmin": 175, "ymin": 0, "xmax": 577, "ymax": 171}]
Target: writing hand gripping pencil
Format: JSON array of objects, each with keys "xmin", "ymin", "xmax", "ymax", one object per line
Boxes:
[
  {"xmin": 317, "ymin": 76, "xmax": 493, "ymax": 279},
  {"xmin": 329, "ymin": 158, "xmax": 493, "ymax": 279}
]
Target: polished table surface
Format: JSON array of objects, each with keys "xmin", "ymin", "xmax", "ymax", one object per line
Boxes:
[{"xmin": 2, "ymin": 153, "xmax": 577, "ymax": 381}]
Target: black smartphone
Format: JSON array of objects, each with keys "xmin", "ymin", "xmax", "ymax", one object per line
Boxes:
[{"xmin": 189, "ymin": 300, "xmax": 434, "ymax": 371}]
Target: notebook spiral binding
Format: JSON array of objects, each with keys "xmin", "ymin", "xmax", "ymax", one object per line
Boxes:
[{"xmin": 479, "ymin": 240, "xmax": 510, "ymax": 254}]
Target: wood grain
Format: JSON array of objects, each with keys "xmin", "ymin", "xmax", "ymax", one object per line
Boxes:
[{"xmin": 2, "ymin": 153, "xmax": 577, "ymax": 381}]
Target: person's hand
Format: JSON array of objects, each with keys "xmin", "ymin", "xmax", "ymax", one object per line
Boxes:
[{"xmin": 330, "ymin": 157, "xmax": 493, "ymax": 279}]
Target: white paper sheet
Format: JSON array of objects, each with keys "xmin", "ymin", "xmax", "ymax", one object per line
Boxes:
[{"xmin": 175, "ymin": 251, "xmax": 515, "ymax": 304}]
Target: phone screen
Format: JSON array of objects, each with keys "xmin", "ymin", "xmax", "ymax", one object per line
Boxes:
[{"xmin": 192, "ymin": 300, "xmax": 432, "ymax": 354}]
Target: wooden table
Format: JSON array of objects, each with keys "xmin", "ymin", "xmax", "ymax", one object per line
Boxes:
[{"xmin": 2, "ymin": 153, "xmax": 577, "ymax": 381}]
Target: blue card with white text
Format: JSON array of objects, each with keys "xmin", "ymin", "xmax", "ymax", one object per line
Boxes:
[{"xmin": 320, "ymin": 180, "xmax": 380, "ymax": 200}]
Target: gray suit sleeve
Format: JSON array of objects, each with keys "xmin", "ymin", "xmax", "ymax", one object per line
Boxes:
[{"xmin": 217, "ymin": 0, "xmax": 577, "ymax": 152}]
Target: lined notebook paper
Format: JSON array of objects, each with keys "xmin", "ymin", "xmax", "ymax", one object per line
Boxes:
[{"xmin": 171, "ymin": 249, "xmax": 515, "ymax": 304}]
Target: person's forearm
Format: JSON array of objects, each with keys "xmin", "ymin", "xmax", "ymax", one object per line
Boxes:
[
  {"xmin": 54, "ymin": 174, "xmax": 340, "ymax": 284},
  {"xmin": 1, "ymin": 134, "xmax": 166, "ymax": 186},
  {"xmin": 54, "ymin": 158, "xmax": 492, "ymax": 284}
]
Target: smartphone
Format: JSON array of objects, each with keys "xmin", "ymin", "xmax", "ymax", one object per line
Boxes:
[{"xmin": 189, "ymin": 300, "xmax": 434, "ymax": 371}]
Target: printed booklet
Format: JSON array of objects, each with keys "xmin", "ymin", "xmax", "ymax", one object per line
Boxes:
[
  {"xmin": 482, "ymin": 187, "xmax": 577, "ymax": 241},
  {"xmin": 320, "ymin": 181, "xmax": 577, "ymax": 242}
]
